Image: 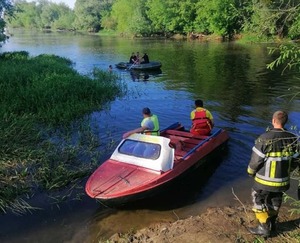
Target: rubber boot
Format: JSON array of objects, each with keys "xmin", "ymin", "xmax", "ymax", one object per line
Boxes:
[
  {"xmin": 269, "ymin": 215, "xmax": 277, "ymax": 232},
  {"xmin": 249, "ymin": 211, "xmax": 271, "ymax": 238},
  {"xmin": 268, "ymin": 209, "xmax": 278, "ymax": 232},
  {"xmin": 249, "ymin": 222, "xmax": 271, "ymax": 237}
]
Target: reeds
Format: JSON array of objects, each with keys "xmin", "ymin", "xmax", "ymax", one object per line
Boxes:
[{"xmin": 0, "ymin": 51, "xmax": 125, "ymax": 214}]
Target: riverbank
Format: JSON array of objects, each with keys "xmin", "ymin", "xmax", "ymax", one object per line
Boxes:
[
  {"xmin": 108, "ymin": 204, "xmax": 300, "ymax": 243},
  {"xmin": 0, "ymin": 51, "xmax": 125, "ymax": 214}
]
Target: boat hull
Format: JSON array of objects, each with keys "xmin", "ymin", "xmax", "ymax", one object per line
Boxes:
[
  {"xmin": 115, "ymin": 61, "xmax": 162, "ymax": 71},
  {"xmin": 85, "ymin": 124, "xmax": 229, "ymax": 207},
  {"xmin": 95, "ymin": 142, "xmax": 227, "ymax": 207}
]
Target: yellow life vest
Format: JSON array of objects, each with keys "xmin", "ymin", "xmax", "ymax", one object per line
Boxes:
[{"xmin": 141, "ymin": 114, "xmax": 160, "ymax": 135}]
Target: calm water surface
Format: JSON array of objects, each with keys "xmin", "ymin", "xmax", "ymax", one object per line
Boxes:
[{"xmin": 0, "ymin": 30, "xmax": 299, "ymax": 242}]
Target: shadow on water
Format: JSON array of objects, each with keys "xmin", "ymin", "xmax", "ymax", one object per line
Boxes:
[
  {"xmin": 98, "ymin": 143, "xmax": 230, "ymax": 212},
  {"xmin": 129, "ymin": 69, "xmax": 162, "ymax": 82}
]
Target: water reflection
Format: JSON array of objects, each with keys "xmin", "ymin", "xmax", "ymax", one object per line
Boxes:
[{"xmin": 129, "ymin": 69, "xmax": 162, "ymax": 82}]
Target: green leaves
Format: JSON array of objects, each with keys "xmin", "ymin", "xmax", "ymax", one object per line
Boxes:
[
  {"xmin": 110, "ymin": 0, "xmax": 150, "ymax": 35},
  {"xmin": 6, "ymin": 0, "xmax": 300, "ymax": 39},
  {"xmin": 0, "ymin": 0, "xmax": 14, "ymax": 41},
  {"xmin": 267, "ymin": 45, "xmax": 300, "ymax": 72},
  {"xmin": 244, "ymin": 0, "xmax": 300, "ymax": 39},
  {"xmin": 7, "ymin": 1, "xmax": 75, "ymax": 30},
  {"xmin": 194, "ymin": 0, "xmax": 245, "ymax": 37},
  {"xmin": 146, "ymin": 0, "xmax": 197, "ymax": 35}
]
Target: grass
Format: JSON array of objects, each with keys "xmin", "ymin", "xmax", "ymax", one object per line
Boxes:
[{"xmin": 0, "ymin": 51, "xmax": 126, "ymax": 214}]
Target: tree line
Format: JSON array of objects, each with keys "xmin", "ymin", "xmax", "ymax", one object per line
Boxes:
[{"xmin": 2, "ymin": 0, "xmax": 300, "ymax": 40}]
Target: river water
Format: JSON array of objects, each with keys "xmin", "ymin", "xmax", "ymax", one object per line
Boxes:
[{"xmin": 0, "ymin": 30, "xmax": 299, "ymax": 242}]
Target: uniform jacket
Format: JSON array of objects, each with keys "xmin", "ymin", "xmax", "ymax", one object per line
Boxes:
[{"xmin": 247, "ymin": 128, "xmax": 299, "ymax": 192}]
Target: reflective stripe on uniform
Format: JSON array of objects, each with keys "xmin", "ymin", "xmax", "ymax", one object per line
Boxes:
[
  {"xmin": 270, "ymin": 161, "xmax": 276, "ymax": 178},
  {"xmin": 255, "ymin": 176, "xmax": 290, "ymax": 187},
  {"xmin": 247, "ymin": 166, "xmax": 255, "ymax": 175},
  {"xmin": 264, "ymin": 156, "xmax": 291, "ymax": 178},
  {"xmin": 252, "ymin": 146, "xmax": 265, "ymax": 158},
  {"xmin": 256, "ymin": 172, "xmax": 289, "ymax": 182},
  {"xmin": 266, "ymin": 156, "xmax": 292, "ymax": 162},
  {"xmin": 266, "ymin": 151, "xmax": 295, "ymax": 157}
]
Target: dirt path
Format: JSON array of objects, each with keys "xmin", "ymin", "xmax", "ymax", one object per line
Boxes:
[{"xmin": 108, "ymin": 205, "xmax": 300, "ymax": 243}]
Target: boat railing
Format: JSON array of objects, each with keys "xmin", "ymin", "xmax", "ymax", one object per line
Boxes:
[{"xmin": 182, "ymin": 129, "xmax": 222, "ymax": 160}]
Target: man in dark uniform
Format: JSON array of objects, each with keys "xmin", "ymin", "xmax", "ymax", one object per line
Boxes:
[
  {"xmin": 247, "ymin": 110, "xmax": 299, "ymax": 237},
  {"xmin": 141, "ymin": 53, "xmax": 149, "ymax": 64},
  {"xmin": 129, "ymin": 52, "xmax": 137, "ymax": 64}
]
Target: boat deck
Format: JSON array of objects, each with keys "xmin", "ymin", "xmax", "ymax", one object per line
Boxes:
[{"xmin": 162, "ymin": 129, "xmax": 209, "ymax": 159}]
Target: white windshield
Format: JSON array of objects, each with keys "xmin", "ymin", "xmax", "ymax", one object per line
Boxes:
[{"xmin": 118, "ymin": 139, "xmax": 161, "ymax": 160}]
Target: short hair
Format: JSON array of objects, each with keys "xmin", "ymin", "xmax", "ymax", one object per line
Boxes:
[
  {"xmin": 142, "ymin": 107, "xmax": 151, "ymax": 115},
  {"xmin": 195, "ymin": 99, "xmax": 203, "ymax": 107},
  {"xmin": 273, "ymin": 110, "xmax": 288, "ymax": 126}
]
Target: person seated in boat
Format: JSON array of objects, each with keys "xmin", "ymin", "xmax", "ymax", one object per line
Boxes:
[
  {"xmin": 129, "ymin": 52, "xmax": 137, "ymax": 64},
  {"xmin": 141, "ymin": 53, "xmax": 149, "ymax": 64},
  {"xmin": 135, "ymin": 52, "xmax": 141, "ymax": 64},
  {"xmin": 190, "ymin": 99, "xmax": 214, "ymax": 136},
  {"xmin": 123, "ymin": 107, "xmax": 160, "ymax": 139}
]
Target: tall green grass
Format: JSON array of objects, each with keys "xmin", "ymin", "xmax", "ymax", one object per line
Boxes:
[
  {"xmin": 0, "ymin": 51, "xmax": 125, "ymax": 214},
  {"xmin": 0, "ymin": 51, "xmax": 124, "ymax": 124}
]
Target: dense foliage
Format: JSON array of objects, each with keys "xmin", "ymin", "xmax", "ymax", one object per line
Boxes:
[
  {"xmin": 8, "ymin": 0, "xmax": 75, "ymax": 30},
  {"xmin": 243, "ymin": 0, "xmax": 300, "ymax": 39},
  {"xmin": 0, "ymin": 0, "xmax": 14, "ymax": 42},
  {"xmin": 3, "ymin": 0, "xmax": 300, "ymax": 39}
]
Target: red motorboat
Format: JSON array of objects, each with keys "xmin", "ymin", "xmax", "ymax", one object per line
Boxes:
[{"xmin": 85, "ymin": 122, "xmax": 229, "ymax": 206}]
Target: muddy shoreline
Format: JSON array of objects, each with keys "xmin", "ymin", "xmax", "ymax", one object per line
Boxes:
[{"xmin": 108, "ymin": 204, "xmax": 300, "ymax": 243}]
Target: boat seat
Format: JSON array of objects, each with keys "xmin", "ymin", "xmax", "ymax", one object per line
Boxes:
[
  {"xmin": 169, "ymin": 141, "xmax": 185, "ymax": 163},
  {"xmin": 169, "ymin": 140, "xmax": 182, "ymax": 150},
  {"xmin": 169, "ymin": 140, "xmax": 186, "ymax": 156}
]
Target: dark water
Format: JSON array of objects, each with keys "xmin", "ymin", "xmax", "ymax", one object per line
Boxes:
[{"xmin": 0, "ymin": 30, "xmax": 299, "ymax": 242}]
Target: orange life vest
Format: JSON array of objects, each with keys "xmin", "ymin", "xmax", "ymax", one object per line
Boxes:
[{"xmin": 190, "ymin": 109, "xmax": 212, "ymax": 135}]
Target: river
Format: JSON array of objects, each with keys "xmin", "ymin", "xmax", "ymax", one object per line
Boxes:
[{"xmin": 0, "ymin": 30, "xmax": 299, "ymax": 242}]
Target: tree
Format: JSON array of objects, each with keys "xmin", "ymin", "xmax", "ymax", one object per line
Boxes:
[
  {"xmin": 288, "ymin": 15, "xmax": 300, "ymax": 39},
  {"xmin": 244, "ymin": 0, "xmax": 300, "ymax": 39},
  {"xmin": 8, "ymin": 1, "xmax": 74, "ymax": 30},
  {"xmin": 51, "ymin": 4, "xmax": 75, "ymax": 30},
  {"xmin": 8, "ymin": 1, "xmax": 41, "ymax": 28},
  {"xmin": 40, "ymin": 2, "xmax": 74, "ymax": 29},
  {"xmin": 146, "ymin": 0, "xmax": 196, "ymax": 35},
  {"xmin": 99, "ymin": 0, "xmax": 116, "ymax": 30},
  {"xmin": 144, "ymin": 0, "xmax": 168, "ymax": 34},
  {"xmin": 110, "ymin": 0, "xmax": 150, "ymax": 36},
  {"xmin": 268, "ymin": 44, "xmax": 300, "ymax": 74},
  {"xmin": 40, "ymin": 2, "xmax": 60, "ymax": 28},
  {"xmin": 74, "ymin": 0, "xmax": 114, "ymax": 32},
  {"xmin": 0, "ymin": 0, "xmax": 14, "ymax": 43},
  {"xmin": 194, "ymin": 0, "xmax": 247, "ymax": 38}
]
